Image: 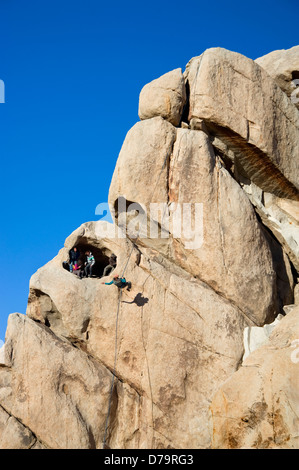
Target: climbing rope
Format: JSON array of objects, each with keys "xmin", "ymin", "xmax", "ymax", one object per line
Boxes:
[
  {"xmin": 102, "ymin": 122, "xmax": 177, "ymax": 449},
  {"xmin": 102, "ymin": 287, "xmax": 122, "ymax": 449}
]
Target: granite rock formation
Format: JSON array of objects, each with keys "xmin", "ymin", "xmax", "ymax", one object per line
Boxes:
[{"xmin": 0, "ymin": 46, "xmax": 298, "ymax": 449}]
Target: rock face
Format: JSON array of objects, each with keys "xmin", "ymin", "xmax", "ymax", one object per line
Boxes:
[
  {"xmin": 256, "ymin": 46, "xmax": 299, "ymax": 110},
  {"xmin": 211, "ymin": 308, "xmax": 299, "ymax": 449},
  {"xmin": 240, "ymin": 180, "xmax": 299, "ymax": 272},
  {"xmin": 138, "ymin": 68, "xmax": 186, "ymax": 126},
  {"xmin": 24, "ymin": 221, "xmax": 247, "ymax": 448},
  {"xmin": 0, "ymin": 313, "xmax": 129, "ymax": 449},
  {"xmin": 109, "ymin": 121, "xmax": 291, "ymax": 326},
  {"xmin": 0, "ymin": 46, "xmax": 299, "ymax": 449},
  {"xmin": 185, "ymin": 48, "xmax": 299, "ymax": 199}
]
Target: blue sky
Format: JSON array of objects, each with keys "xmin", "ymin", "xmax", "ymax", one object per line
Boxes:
[{"xmin": 0, "ymin": 0, "xmax": 298, "ymax": 341}]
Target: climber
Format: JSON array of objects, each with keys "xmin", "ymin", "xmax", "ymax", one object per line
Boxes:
[
  {"xmin": 102, "ymin": 253, "xmax": 117, "ymax": 277},
  {"xmin": 69, "ymin": 246, "xmax": 80, "ymax": 273},
  {"xmin": 73, "ymin": 255, "xmax": 85, "ymax": 279},
  {"xmin": 102, "ymin": 274, "xmax": 131, "ymax": 291},
  {"xmin": 84, "ymin": 250, "xmax": 95, "ymax": 278}
]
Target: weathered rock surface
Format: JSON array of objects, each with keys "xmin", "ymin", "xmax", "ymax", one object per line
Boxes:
[
  {"xmin": 0, "ymin": 404, "xmax": 43, "ymax": 449},
  {"xmin": 210, "ymin": 307, "xmax": 299, "ymax": 449},
  {"xmin": 184, "ymin": 47, "xmax": 299, "ymax": 199},
  {"xmin": 0, "ymin": 311, "xmax": 140, "ymax": 449},
  {"xmin": 256, "ymin": 46, "xmax": 299, "ymax": 110},
  {"xmin": 138, "ymin": 68, "xmax": 186, "ymax": 126},
  {"xmin": 25, "ymin": 221, "xmax": 247, "ymax": 448},
  {"xmin": 109, "ymin": 120, "xmax": 292, "ymax": 326},
  {"xmin": 109, "ymin": 116, "xmax": 176, "ymax": 211},
  {"xmin": 240, "ymin": 179, "xmax": 299, "ymax": 272},
  {"xmin": 1, "ymin": 46, "xmax": 299, "ymax": 449}
]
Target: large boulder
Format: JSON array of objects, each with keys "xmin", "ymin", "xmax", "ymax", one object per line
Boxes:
[
  {"xmin": 0, "ymin": 312, "xmax": 140, "ymax": 449},
  {"xmin": 167, "ymin": 128, "xmax": 289, "ymax": 325},
  {"xmin": 256, "ymin": 45, "xmax": 299, "ymax": 110},
  {"xmin": 210, "ymin": 307, "xmax": 299, "ymax": 449},
  {"xmin": 109, "ymin": 120, "xmax": 292, "ymax": 325},
  {"xmin": 25, "ymin": 221, "xmax": 248, "ymax": 448},
  {"xmin": 138, "ymin": 68, "xmax": 186, "ymax": 126},
  {"xmin": 109, "ymin": 116, "xmax": 176, "ymax": 211},
  {"xmin": 184, "ymin": 47, "xmax": 299, "ymax": 199}
]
